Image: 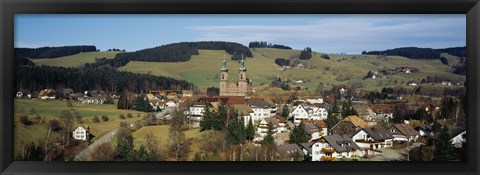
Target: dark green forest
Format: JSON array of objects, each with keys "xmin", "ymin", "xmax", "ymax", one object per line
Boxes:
[
  {"xmin": 15, "ymin": 46, "xmax": 97, "ymax": 59},
  {"xmin": 248, "ymin": 41, "xmax": 292, "ymax": 49},
  {"xmin": 15, "ymin": 65, "xmax": 192, "ymax": 94},
  {"xmin": 361, "ymin": 46, "xmax": 466, "ymax": 59}
]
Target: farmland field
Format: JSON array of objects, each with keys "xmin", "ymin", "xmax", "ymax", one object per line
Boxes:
[
  {"xmin": 31, "ymin": 51, "xmax": 121, "ymax": 68},
  {"xmin": 14, "ymin": 99, "xmax": 146, "ymax": 156}
]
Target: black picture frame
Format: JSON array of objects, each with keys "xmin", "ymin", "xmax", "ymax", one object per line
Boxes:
[{"xmin": 1, "ymin": 0, "xmax": 479, "ymax": 175}]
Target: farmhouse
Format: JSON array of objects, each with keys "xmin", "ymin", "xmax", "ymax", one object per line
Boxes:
[{"xmin": 72, "ymin": 126, "xmax": 90, "ymax": 141}]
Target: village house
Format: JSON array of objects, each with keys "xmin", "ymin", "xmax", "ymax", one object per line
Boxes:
[
  {"xmin": 310, "ymin": 134, "xmax": 363, "ymax": 161},
  {"xmin": 352, "ymin": 125, "xmax": 394, "ymax": 151},
  {"xmin": 276, "ymin": 144, "xmax": 304, "ymax": 161},
  {"xmin": 415, "ymin": 124, "xmax": 433, "ymax": 137},
  {"xmin": 166, "ymin": 99, "xmax": 177, "ymax": 108},
  {"xmin": 389, "ymin": 124, "xmax": 420, "ymax": 142},
  {"xmin": 61, "ymin": 88, "xmax": 74, "ymax": 99},
  {"xmin": 39, "ymin": 89, "xmax": 56, "ymax": 100},
  {"xmin": 182, "ymin": 90, "xmax": 193, "ymax": 97},
  {"xmin": 79, "ymin": 96, "xmax": 106, "ymax": 104},
  {"xmin": 291, "ymin": 103, "xmax": 329, "ymax": 126},
  {"xmin": 330, "ymin": 115, "xmax": 368, "ymax": 137},
  {"xmin": 274, "ymin": 132, "xmax": 290, "ymax": 145},
  {"xmin": 247, "ymin": 97, "xmax": 277, "ymax": 122},
  {"xmin": 16, "ymin": 90, "xmax": 32, "ymax": 99},
  {"xmin": 257, "ymin": 117, "xmax": 285, "ymax": 139},
  {"xmin": 429, "ymin": 125, "xmax": 466, "ymax": 149},
  {"xmin": 72, "ymin": 126, "xmax": 90, "ymax": 141}
]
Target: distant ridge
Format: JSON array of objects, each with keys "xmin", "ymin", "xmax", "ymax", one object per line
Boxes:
[
  {"xmin": 362, "ymin": 46, "xmax": 466, "ymax": 59},
  {"xmin": 15, "ymin": 45, "xmax": 97, "ymax": 59}
]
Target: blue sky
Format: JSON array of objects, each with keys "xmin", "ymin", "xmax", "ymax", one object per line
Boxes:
[{"xmin": 15, "ymin": 14, "xmax": 465, "ymax": 54}]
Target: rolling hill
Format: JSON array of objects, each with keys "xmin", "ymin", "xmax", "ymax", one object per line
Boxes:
[
  {"xmin": 29, "ymin": 47, "xmax": 466, "ymax": 92},
  {"xmin": 31, "ymin": 51, "xmax": 121, "ymax": 68}
]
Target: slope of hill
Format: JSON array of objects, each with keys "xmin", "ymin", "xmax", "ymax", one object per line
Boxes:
[
  {"xmin": 15, "ymin": 45, "xmax": 97, "ymax": 59},
  {"xmin": 31, "ymin": 51, "xmax": 121, "ymax": 68},
  {"xmin": 119, "ymin": 48, "xmax": 465, "ymax": 91}
]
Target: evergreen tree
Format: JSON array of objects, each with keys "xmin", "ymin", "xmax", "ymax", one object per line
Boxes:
[
  {"xmin": 392, "ymin": 105, "xmax": 404, "ymax": 124},
  {"xmin": 246, "ymin": 118, "xmax": 255, "ymax": 141},
  {"xmin": 226, "ymin": 111, "xmax": 246, "ymax": 145},
  {"xmin": 281, "ymin": 105, "xmax": 290, "ymax": 119},
  {"xmin": 432, "ymin": 121, "xmax": 442, "ymax": 134},
  {"xmin": 289, "ymin": 123, "xmax": 308, "ymax": 144},
  {"xmin": 217, "ymin": 102, "xmax": 229, "ymax": 131},
  {"xmin": 341, "ymin": 99, "xmax": 357, "ymax": 117},
  {"xmin": 200, "ymin": 105, "xmax": 215, "ymax": 131},
  {"xmin": 135, "ymin": 144, "xmax": 151, "ymax": 161},
  {"xmin": 434, "ymin": 126, "xmax": 455, "ymax": 161},
  {"xmin": 325, "ymin": 110, "xmax": 340, "ymax": 130},
  {"xmin": 116, "ymin": 128, "xmax": 134, "ymax": 161},
  {"xmin": 134, "ymin": 95, "xmax": 153, "ymax": 112},
  {"xmin": 263, "ymin": 123, "xmax": 275, "ymax": 145},
  {"xmin": 117, "ymin": 91, "xmax": 127, "ymax": 109},
  {"xmin": 193, "ymin": 152, "xmax": 202, "ymax": 161}
]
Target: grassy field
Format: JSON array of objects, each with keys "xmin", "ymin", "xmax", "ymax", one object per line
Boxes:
[
  {"xmin": 132, "ymin": 125, "xmax": 204, "ymax": 160},
  {"xmin": 14, "ymin": 99, "xmax": 146, "ymax": 156},
  {"xmin": 31, "ymin": 51, "xmax": 121, "ymax": 68}
]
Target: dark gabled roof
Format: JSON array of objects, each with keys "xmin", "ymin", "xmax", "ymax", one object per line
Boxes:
[
  {"xmin": 431, "ymin": 125, "xmax": 466, "ymax": 140},
  {"xmin": 247, "ymin": 98, "xmax": 272, "ymax": 108},
  {"xmin": 322, "ymin": 134, "xmax": 361, "ymax": 153},
  {"xmin": 392, "ymin": 124, "xmax": 419, "ymax": 137},
  {"xmin": 303, "ymin": 122, "xmax": 319, "ymax": 135},
  {"xmin": 276, "ymin": 144, "xmax": 304, "ymax": 157},
  {"xmin": 299, "ymin": 142, "xmax": 314, "ymax": 153},
  {"xmin": 62, "ymin": 88, "xmax": 74, "ymax": 94},
  {"xmin": 274, "ymin": 114, "xmax": 287, "ymax": 123},
  {"xmin": 361, "ymin": 125, "xmax": 394, "ymax": 141}
]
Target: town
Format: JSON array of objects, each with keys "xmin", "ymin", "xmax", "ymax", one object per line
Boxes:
[{"xmin": 14, "ymin": 57, "xmax": 466, "ymax": 161}]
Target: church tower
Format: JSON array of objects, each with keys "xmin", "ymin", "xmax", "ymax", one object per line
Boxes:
[
  {"xmin": 237, "ymin": 59, "xmax": 248, "ymax": 94},
  {"xmin": 219, "ymin": 60, "xmax": 228, "ymax": 96}
]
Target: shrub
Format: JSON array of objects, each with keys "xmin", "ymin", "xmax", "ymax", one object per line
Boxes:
[
  {"xmin": 101, "ymin": 115, "xmax": 109, "ymax": 122},
  {"xmin": 20, "ymin": 115, "xmax": 33, "ymax": 126},
  {"xmin": 49, "ymin": 119, "xmax": 62, "ymax": 131},
  {"xmin": 120, "ymin": 114, "xmax": 126, "ymax": 120},
  {"xmin": 321, "ymin": 54, "xmax": 330, "ymax": 59},
  {"xmin": 127, "ymin": 113, "xmax": 133, "ymax": 118},
  {"xmin": 92, "ymin": 116, "xmax": 100, "ymax": 123}
]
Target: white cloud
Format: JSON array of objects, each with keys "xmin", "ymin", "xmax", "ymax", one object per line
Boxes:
[{"xmin": 188, "ymin": 16, "xmax": 465, "ymax": 54}]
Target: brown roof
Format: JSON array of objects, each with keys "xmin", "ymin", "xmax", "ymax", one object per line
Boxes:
[
  {"xmin": 391, "ymin": 124, "xmax": 419, "ymax": 137},
  {"xmin": 343, "ymin": 115, "xmax": 368, "ymax": 128},
  {"xmin": 263, "ymin": 117, "xmax": 280, "ymax": 126},
  {"xmin": 232, "ymin": 104, "xmax": 254, "ymax": 116},
  {"xmin": 274, "ymin": 114, "xmax": 287, "ymax": 123}
]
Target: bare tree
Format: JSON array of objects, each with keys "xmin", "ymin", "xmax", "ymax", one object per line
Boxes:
[
  {"xmin": 145, "ymin": 132, "xmax": 166, "ymax": 161},
  {"xmin": 168, "ymin": 125, "xmax": 191, "ymax": 161},
  {"xmin": 90, "ymin": 142, "xmax": 115, "ymax": 161}
]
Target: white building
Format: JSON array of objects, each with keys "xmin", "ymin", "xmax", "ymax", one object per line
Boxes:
[
  {"xmin": 72, "ymin": 126, "xmax": 89, "ymax": 141},
  {"xmin": 352, "ymin": 126, "xmax": 394, "ymax": 150},
  {"xmin": 291, "ymin": 103, "xmax": 328, "ymax": 125},
  {"xmin": 311, "ymin": 134, "xmax": 364, "ymax": 161},
  {"xmin": 451, "ymin": 130, "xmax": 466, "ymax": 148},
  {"xmin": 247, "ymin": 98, "xmax": 277, "ymax": 122},
  {"xmin": 166, "ymin": 99, "xmax": 177, "ymax": 108}
]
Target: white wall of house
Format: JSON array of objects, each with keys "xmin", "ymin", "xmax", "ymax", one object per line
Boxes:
[
  {"xmin": 251, "ymin": 107, "xmax": 271, "ymax": 122},
  {"xmin": 311, "ymin": 142, "xmax": 362, "ymax": 161},
  {"xmin": 292, "ymin": 105, "xmax": 309, "ymax": 125},
  {"xmin": 189, "ymin": 105, "xmax": 205, "ymax": 116},
  {"xmin": 73, "ymin": 127, "xmax": 88, "ymax": 141},
  {"xmin": 451, "ymin": 131, "xmax": 466, "ymax": 148},
  {"xmin": 166, "ymin": 101, "xmax": 176, "ymax": 108}
]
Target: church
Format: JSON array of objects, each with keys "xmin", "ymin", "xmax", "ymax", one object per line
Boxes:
[{"xmin": 219, "ymin": 59, "xmax": 251, "ymax": 96}]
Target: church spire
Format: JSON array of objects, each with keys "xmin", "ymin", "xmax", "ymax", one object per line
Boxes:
[
  {"xmin": 220, "ymin": 60, "xmax": 228, "ymax": 72},
  {"xmin": 238, "ymin": 59, "xmax": 247, "ymax": 72}
]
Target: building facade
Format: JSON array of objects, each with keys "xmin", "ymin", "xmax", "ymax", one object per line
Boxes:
[{"xmin": 219, "ymin": 60, "xmax": 249, "ymax": 96}]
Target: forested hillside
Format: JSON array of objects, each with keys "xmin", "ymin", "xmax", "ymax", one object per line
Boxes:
[
  {"xmin": 15, "ymin": 66, "xmax": 192, "ymax": 93},
  {"xmin": 362, "ymin": 46, "xmax": 466, "ymax": 59},
  {"xmin": 15, "ymin": 46, "xmax": 97, "ymax": 59}
]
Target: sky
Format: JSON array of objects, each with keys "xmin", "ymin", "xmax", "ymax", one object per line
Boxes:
[{"xmin": 15, "ymin": 14, "xmax": 466, "ymax": 54}]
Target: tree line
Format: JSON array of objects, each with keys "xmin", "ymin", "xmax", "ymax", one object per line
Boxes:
[
  {"xmin": 362, "ymin": 46, "xmax": 466, "ymax": 60},
  {"xmin": 97, "ymin": 41, "xmax": 253, "ymax": 68},
  {"xmin": 15, "ymin": 65, "xmax": 193, "ymax": 94},
  {"xmin": 15, "ymin": 46, "xmax": 97, "ymax": 59},
  {"xmin": 248, "ymin": 41, "xmax": 292, "ymax": 49}
]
